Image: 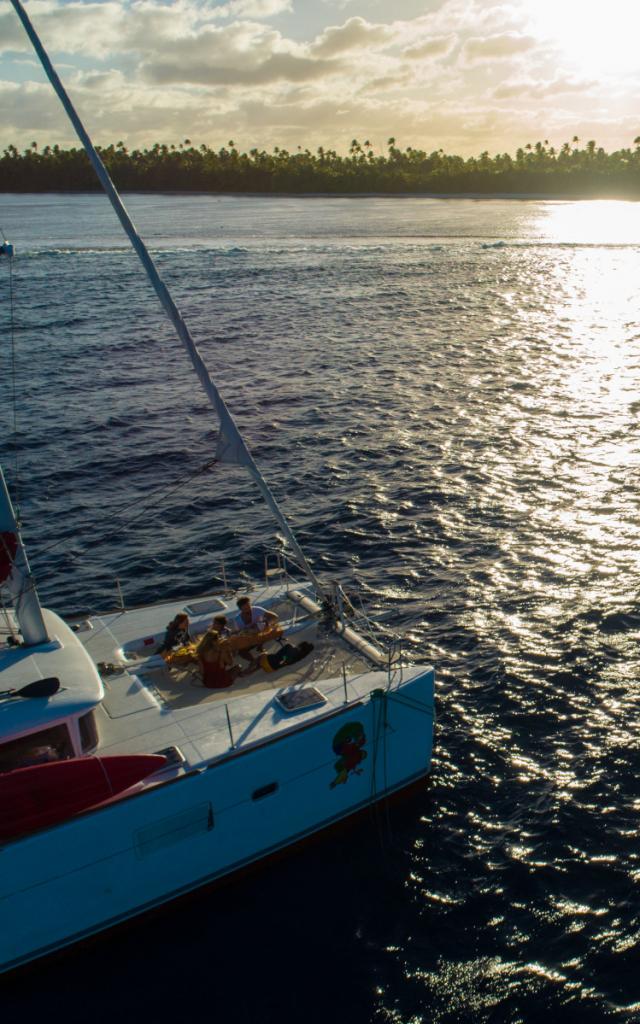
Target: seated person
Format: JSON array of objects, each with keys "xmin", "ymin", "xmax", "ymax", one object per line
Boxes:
[
  {"xmin": 197, "ymin": 629, "xmax": 257, "ymax": 689},
  {"xmin": 212, "ymin": 614, "xmax": 231, "ymax": 638},
  {"xmin": 259, "ymin": 640, "xmax": 314, "ymax": 673},
  {"xmin": 158, "ymin": 613, "xmax": 192, "ymax": 660},
  {"xmin": 231, "ymin": 596, "xmax": 280, "ymax": 661}
]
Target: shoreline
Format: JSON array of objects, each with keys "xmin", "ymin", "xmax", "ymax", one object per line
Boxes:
[{"xmin": 2, "ymin": 189, "xmax": 639, "ymax": 202}]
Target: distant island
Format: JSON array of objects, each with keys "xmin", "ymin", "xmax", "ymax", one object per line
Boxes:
[{"xmin": 2, "ymin": 137, "xmax": 640, "ymax": 197}]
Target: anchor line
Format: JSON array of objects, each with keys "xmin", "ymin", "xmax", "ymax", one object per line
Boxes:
[
  {"xmin": 386, "ymin": 691, "xmax": 435, "ymax": 718},
  {"xmin": 369, "ymin": 691, "xmax": 394, "ymax": 847}
]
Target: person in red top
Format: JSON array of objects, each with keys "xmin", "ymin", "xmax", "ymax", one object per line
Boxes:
[{"xmin": 197, "ymin": 629, "xmax": 257, "ymax": 689}]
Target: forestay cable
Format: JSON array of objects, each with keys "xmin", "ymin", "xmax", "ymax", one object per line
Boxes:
[
  {"xmin": 0, "ymin": 231, "xmax": 19, "ymax": 519},
  {"xmin": 8, "ymin": 0, "xmax": 325, "ymax": 599}
]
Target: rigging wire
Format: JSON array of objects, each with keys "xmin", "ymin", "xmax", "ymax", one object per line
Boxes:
[
  {"xmin": 31, "ymin": 456, "xmax": 219, "ymax": 565},
  {"xmin": 10, "ymin": 456, "xmax": 222, "ymax": 649},
  {"xmin": 2, "ymin": 456, "xmax": 220, "ymax": 634},
  {"xmin": 1, "ymin": 228, "xmax": 19, "ymax": 522}
]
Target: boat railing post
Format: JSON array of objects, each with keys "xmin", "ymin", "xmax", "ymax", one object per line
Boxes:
[
  {"xmin": 225, "ymin": 704, "xmax": 235, "ymax": 749},
  {"xmin": 221, "ymin": 560, "xmax": 228, "ymax": 594},
  {"xmin": 115, "ymin": 577, "xmax": 125, "ymax": 610},
  {"xmin": 282, "ymin": 551, "xmax": 290, "ymax": 589},
  {"xmin": 342, "ymin": 664, "xmax": 348, "ymax": 703}
]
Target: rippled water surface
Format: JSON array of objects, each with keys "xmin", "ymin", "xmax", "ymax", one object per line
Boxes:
[{"xmin": 2, "ymin": 194, "xmax": 640, "ymax": 1022}]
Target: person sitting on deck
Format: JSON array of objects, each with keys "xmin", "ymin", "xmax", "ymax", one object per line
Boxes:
[
  {"xmin": 158, "ymin": 613, "xmax": 192, "ymax": 658},
  {"xmin": 258, "ymin": 640, "xmax": 314, "ymax": 673},
  {"xmin": 231, "ymin": 597, "xmax": 280, "ymax": 662},
  {"xmin": 197, "ymin": 629, "xmax": 257, "ymax": 689},
  {"xmin": 212, "ymin": 615, "xmax": 231, "ymax": 638}
]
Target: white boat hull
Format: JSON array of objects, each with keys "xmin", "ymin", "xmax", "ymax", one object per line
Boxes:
[{"xmin": 0, "ymin": 668, "xmax": 434, "ymax": 972}]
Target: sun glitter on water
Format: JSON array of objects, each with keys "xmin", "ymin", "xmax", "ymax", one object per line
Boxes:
[{"xmin": 537, "ymin": 201, "xmax": 640, "ymax": 246}]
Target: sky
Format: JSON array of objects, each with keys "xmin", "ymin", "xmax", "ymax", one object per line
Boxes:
[{"xmin": 2, "ymin": 0, "xmax": 640, "ymax": 157}]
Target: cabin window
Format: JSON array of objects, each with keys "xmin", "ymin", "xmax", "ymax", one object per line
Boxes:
[
  {"xmin": 79, "ymin": 710, "xmax": 99, "ymax": 752},
  {"xmin": 0, "ymin": 723, "xmax": 74, "ymax": 774}
]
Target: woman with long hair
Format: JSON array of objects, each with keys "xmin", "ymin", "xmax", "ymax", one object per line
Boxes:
[
  {"xmin": 197, "ymin": 629, "xmax": 255, "ymax": 689},
  {"xmin": 158, "ymin": 612, "xmax": 191, "ymax": 658}
]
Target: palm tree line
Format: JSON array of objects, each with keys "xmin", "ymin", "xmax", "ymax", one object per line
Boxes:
[{"xmin": 2, "ymin": 136, "xmax": 640, "ymax": 194}]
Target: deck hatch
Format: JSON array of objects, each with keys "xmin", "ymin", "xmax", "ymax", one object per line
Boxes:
[
  {"xmin": 184, "ymin": 598, "xmax": 226, "ymax": 615},
  {"xmin": 134, "ymin": 802, "xmax": 213, "ymax": 858},
  {"xmin": 275, "ymin": 687, "xmax": 326, "ymax": 713}
]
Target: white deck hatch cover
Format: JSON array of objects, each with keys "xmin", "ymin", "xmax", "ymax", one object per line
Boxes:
[
  {"xmin": 184, "ymin": 598, "xmax": 227, "ymax": 615},
  {"xmin": 275, "ymin": 687, "xmax": 326, "ymax": 712}
]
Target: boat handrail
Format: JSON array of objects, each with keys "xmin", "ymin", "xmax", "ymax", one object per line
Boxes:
[{"xmin": 207, "ymin": 695, "xmax": 367, "ymax": 769}]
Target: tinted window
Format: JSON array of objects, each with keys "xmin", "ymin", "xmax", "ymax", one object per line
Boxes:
[
  {"xmin": 0, "ymin": 724, "xmax": 74, "ymax": 773},
  {"xmin": 79, "ymin": 710, "xmax": 98, "ymax": 752}
]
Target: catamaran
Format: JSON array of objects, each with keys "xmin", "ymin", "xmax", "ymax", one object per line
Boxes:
[{"xmin": 0, "ymin": 0, "xmax": 435, "ymax": 972}]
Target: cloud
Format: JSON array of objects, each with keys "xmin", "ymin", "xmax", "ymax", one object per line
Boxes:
[
  {"xmin": 1, "ymin": 0, "xmax": 639, "ymax": 159},
  {"xmin": 0, "ymin": 11, "xmax": 29, "ymax": 50},
  {"xmin": 1, "ymin": 69, "xmax": 636, "ymax": 162},
  {"xmin": 493, "ymin": 76, "xmax": 596, "ymax": 100},
  {"xmin": 461, "ymin": 32, "xmax": 537, "ymax": 63},
  {"xmin": 0, "ymin": 75, "xmax": 214, "ymax": 147},
  {"xmin": 2, "ymin": 2, "xmax": 128, "ymax": 59},
  {"xmin": 474, "ymin": 2, "xmax": 525, "ymax": 33},
  {"xmin": 146, "ymin": 51, "xmax": 343, "ymax": 86},
  {"xmin": 363, "ymin": 70, "xmax": 414, "ymax": 93},
  {"xmin": 403, "ymin": 35, "xmax": 457, "ymax": 61},
  {"xmin": 213, "ymin": 0, "xmax": 292, "ymax": 17},
  {"xmin": 410, "ymin": 0, "xmax": 523, "ymax": 38},
  {"xmin": 0, "ymin": 79, "xmax": 71, "ymax": 138},
  {"xmin": 81, "ymin": 69, "xmax": 128, "ymax": 92},
  {"xmin": 320, "ymin": 0, "xmax": 362, "ymax": 9},
  {"xmin": 130, "ymin": 17, "xmax": 350, "ymax": 87},
  {"xmin": 0, "ymin": 0, "xmax": 289, "ymax": 61},
  {"xmin": 310, "ymin": 16, "xmax": 394, "ymax": 57},
  {"xmin": 136, "ymin": 21, "xmax": 282, "ymax": 63}
]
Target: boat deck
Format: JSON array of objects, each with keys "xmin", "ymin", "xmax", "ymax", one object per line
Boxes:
[
  {"xmin": 68, "ymin": 583, "xmax": 408, "ymax": 770},
  {"xmin": 0, "ymin": 582, "xmax": 418, "ymax": 773},
  {"xmin": 135, "ymin": 625, "xmax": 369, "ymax": 710}
]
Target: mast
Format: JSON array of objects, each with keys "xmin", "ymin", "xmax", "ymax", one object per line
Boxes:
[
  {"xmin": 8, "ymin": 0, "xmax": 325, "ymax": 598},
  {"xmin": 0, "ymin": 467, "xmax": 48, "ymax": 646}
]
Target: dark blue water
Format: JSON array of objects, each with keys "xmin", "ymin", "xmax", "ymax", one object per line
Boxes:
[{"xmin": 3, "ymin": 194, "xmax": 640, "ymax": 1022}]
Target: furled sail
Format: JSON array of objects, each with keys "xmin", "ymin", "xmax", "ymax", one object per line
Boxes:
[{"xmin": 9, "ymin": 0, "xmax": 324, "ymax": 598}]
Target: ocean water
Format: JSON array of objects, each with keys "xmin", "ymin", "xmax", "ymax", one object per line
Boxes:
[{"xmin": 2, "ymin": 193, "xmax": 640, "ymax": 1022}]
